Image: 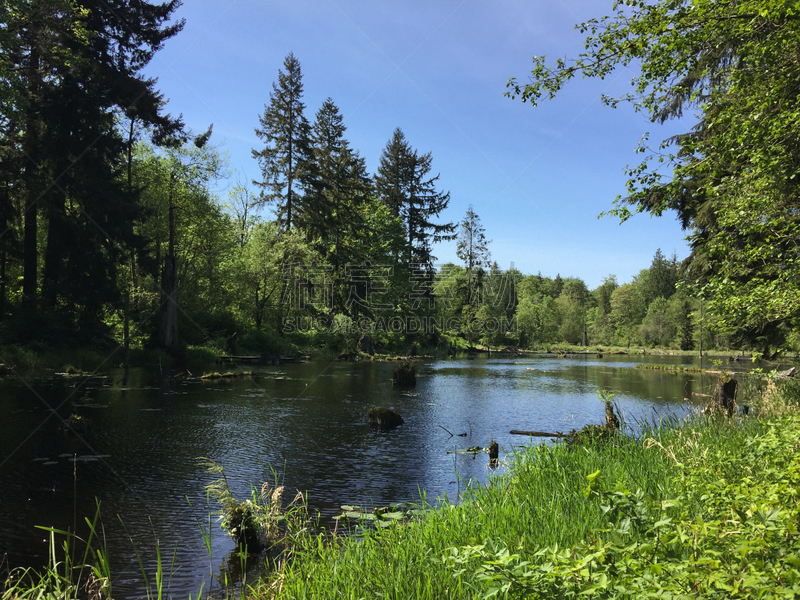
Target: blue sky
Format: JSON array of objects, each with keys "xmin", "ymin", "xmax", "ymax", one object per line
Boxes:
[{"xmin": 142, "ymin": 0, "xmax": 690, "ymax": 289}]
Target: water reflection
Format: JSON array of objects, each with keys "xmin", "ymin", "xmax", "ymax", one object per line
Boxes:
[{"xmin": 0, "ymin": 354, "xmax": 730, "ymax": 597}]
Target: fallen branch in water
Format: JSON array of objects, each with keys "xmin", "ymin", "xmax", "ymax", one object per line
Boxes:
[
  {"xmin": 439, "ymin": 425, "xmax": 454, "ymax": 438},
  {"xmin": 509, "ymin": 430, "xmax": 568, "ymax": 438}
]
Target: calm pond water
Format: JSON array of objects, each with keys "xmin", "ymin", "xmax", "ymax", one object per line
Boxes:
[{"xmin": 0, "ymin": 353, "xmax": 738, "ymax": 597}]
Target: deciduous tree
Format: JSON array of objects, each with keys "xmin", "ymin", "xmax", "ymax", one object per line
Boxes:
[{"xmin": 508, "ymin": 0, "xmax": 800, "ymax": 347}]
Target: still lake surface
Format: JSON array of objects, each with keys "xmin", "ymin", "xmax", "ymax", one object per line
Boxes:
[{"xmin": 0, "ymin": 353, "xmax": 734, "ymax": 597}]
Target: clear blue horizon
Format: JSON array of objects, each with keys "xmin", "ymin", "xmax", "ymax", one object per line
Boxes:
[{"xmin": 142, "ymin": 0, "xmax": 691, "ymax": 289}]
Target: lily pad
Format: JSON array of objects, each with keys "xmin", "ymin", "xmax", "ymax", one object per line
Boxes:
[{"xmin": 382, "ymin": 511, "xmax": 404, "ymax": 520}]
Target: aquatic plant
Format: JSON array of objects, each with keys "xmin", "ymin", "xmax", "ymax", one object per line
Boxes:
[
  {"xmin": 2, "ymin": 502, "xmax": 111, "ymax": 600},
  {"xmin": 198, "ymin": 459, "xmax": 310, "ymax": 555}
]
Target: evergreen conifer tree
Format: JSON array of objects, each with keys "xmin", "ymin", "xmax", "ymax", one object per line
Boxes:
[
  {"xmin": 300, "ymin": 98, "xmax": 371, "ymax": 264},
  {"xmin": 456, "ymin": 205, "xmax": 491, "ymax": 305},
  {"xmin": 253, "ymin": 53, "xmax": 311, "ymax": 231},
  {"xmin": 374, "ymin": 128, "xmax": 454, "ymax": 267}
]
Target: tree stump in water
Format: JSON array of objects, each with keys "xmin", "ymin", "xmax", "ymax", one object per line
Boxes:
[
  {"xmin": 488, "ymin": 441, "xmax": 499, "ymax": 467},
  {"xmin": 604, "ymin": 403, "xmax": 620, "ymax": 430},
  {"xmin": 368, "ymin": 407, "xmax": 404, "ymax": 430},
  {"xmin": 393, "ymin": 359, "xmax": 416, "ymax": 386},
  {"xmin": 706, "ymin": 378, "xmax": 738, "ymax": 416}
]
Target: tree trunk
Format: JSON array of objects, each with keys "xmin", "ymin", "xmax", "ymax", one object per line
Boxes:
[
  {"xmin": 159, "ymin": 178, "xmax": 179, "ymax": 355},
  {"xmin": 254, "ymin": 284, "xmax": 262, "ymax": 329},
  {"xmin": 159, "ymin": 254, "xmax": 179, "ymax": 353},
  {"xmin": 123, "ymin": 289, "xmax": 130, "ymax": 367},
  {"xmin": 0, "ymin": 179, "xmax": 8, "ymax": 319},
  {"xmin": 22, "ymin": 72, "xmax": 40, "ymax": 311},
  {"xmin": 41, "ymin": 190, "xmax": 66, "ymax": 310}
]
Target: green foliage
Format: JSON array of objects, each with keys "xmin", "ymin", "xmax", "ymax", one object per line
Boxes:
[
  {"xmin": 610, "ymin": 283, "xmax": 645, "ymax": 346},
  {"xmin": 640, "ymin": 296, "xmax": 673, "ymax": 347},
  {"xmin": 508, "ymin": 0, "xmax": 800, "ymax": 347},
  {"xmin": 199, "ymin": 458, "xmax": 310, "ymax": 553},
  {"xmin": 253, "ymin": 52, "xmax": 312, "ymax": 231}
]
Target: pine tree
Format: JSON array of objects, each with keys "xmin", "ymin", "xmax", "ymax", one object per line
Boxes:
[
  {"xmin": 300, "ymin": 98, "xmax": 374, "ymax": 313},
  {"xmin": 374, "ymin": 128, "xmax": 413, "ymax": 223},
  {"xmin": 407, "ymin": 150, "xmax": 455, "ymax": 266},
  {"xmin": 456, "ymin": 205, "xmax": 490, "ymax": 305},
  {"xmin": 374, "ymin": 128, "xmax": 454, "ymax": 267},
  {"xmin": 253, "ymin": 53, "xmax": 311, "ymax": 231},
  {"xmin": 2, "ymin": 0, "xmax": 183, "ymax": 336},
  {"xmin": 300, "ymin": 98, "xmax": 371, "ymax": 265},
  {"xmin": 643, "ymin": 248, "xmax": 678, "ymax": 305}
]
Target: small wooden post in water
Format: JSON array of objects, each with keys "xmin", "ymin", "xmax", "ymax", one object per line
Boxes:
[{"xmin": 488, "ymin": 441, "xmax": 499, "ymax": 467}]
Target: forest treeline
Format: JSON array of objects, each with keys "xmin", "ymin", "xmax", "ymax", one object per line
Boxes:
[{"xmin": 0, "ymin": 2, "xmax": 785, "ymax": 361}]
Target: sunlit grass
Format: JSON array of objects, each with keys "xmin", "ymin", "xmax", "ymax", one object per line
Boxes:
[{"xmin": 6, "ymin": 379, "xmax": 800, "ymax": 599}]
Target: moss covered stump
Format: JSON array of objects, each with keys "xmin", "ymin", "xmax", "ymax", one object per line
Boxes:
[
  {"xmin": 393, "ymin": 359, "xmax": 416, "ymax": 386},
  {"xmin": 368, "ymin": 407, "xmax": 404, "ymax": 430}
]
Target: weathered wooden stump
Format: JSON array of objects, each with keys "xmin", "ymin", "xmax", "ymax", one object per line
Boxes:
[
  {"xmin": 393, "ymin": 359, "xmax": 416, "ymax": 386},
  {"xmin": 368, "ymin": 407, "xmax": 404, "ymax": 430},
  {"xmin": 604, "ymin": 403, "xmax": 620, "ymax": 430},
  {"xmin": 706, "ymin": 378, "xmax": 738, "ymax": 416},
  {"xmin": 488, "ymin": 441, "xmax": 499, "ymax": 467}
]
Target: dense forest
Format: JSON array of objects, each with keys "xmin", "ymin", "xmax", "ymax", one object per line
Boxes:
[{"xmin": 0, "ymin": 1, "xmax": 793, "ymax": 363}]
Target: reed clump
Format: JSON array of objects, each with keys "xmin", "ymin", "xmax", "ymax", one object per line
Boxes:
[{"xmin": 198, "ymin": 458, "xmax": 310, "ymax": 556}]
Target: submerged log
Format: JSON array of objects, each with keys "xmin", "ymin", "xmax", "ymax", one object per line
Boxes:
[
  {"xmin": 509, "ymin": 430, "xmax": 568, "ymax": 438},
  {"xmin": 368, "ymin": 407, "xmax": 404, "ymax": 430}
]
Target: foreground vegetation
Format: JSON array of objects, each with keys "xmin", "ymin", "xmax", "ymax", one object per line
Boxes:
[
  {"xmin": 4, "ymin": 376, "xmax": 800, "ymax": 598},
  {"xmin": 256, "ymin": 380, "xmax": 800, "ymax": 599}
]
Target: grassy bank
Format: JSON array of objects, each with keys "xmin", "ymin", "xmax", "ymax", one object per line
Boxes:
[
  {"xmin": 258, "ymin": 381, "xmax": 800, "ymax": 599},
  {"xmin": 5, "ymin": 377, "xmax": 800, "ymax": 599},
  {"xmin": 0, "ymin": 344, "xmax": 224, "ymax": 374}
]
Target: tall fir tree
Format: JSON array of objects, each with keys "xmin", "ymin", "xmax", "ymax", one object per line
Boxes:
[
  {"xmin": 456, "ymin": 205, "xmax": 491, "ymax": 305},
  {"xmin": 374, "ymin": 128, "xmax": 413, "ymax": 224},
  {"xmin": 374, "ymin": 128, "xmax": 454, "ymax": 267},
  {"xmin": 300, "ymin": 98, "xmax": 374, "ymax": 313},
  {"xmin": 300, "ymin": 98, "xmax": 371, "ymax": 264},
  {"xmin": 253, "ymin": 53, "xmax": 311, "ymax": 231},
  {"xmin": 2, "ymin": 0, "xmax": 183, "ymax": 337}
]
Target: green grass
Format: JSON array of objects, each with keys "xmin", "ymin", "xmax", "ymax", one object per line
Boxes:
[
  {"xmin": 7, "ymin": 379, "xmax": 800, "ymax": 599},
  {"xmin": 259, "ymin": 381, "xmax": 800, "ymax": 599}
]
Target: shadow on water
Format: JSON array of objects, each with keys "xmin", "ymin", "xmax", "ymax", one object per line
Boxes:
[{"xmin": 0, "ymin": 353, "xmax": 737, "ymax": 597}]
